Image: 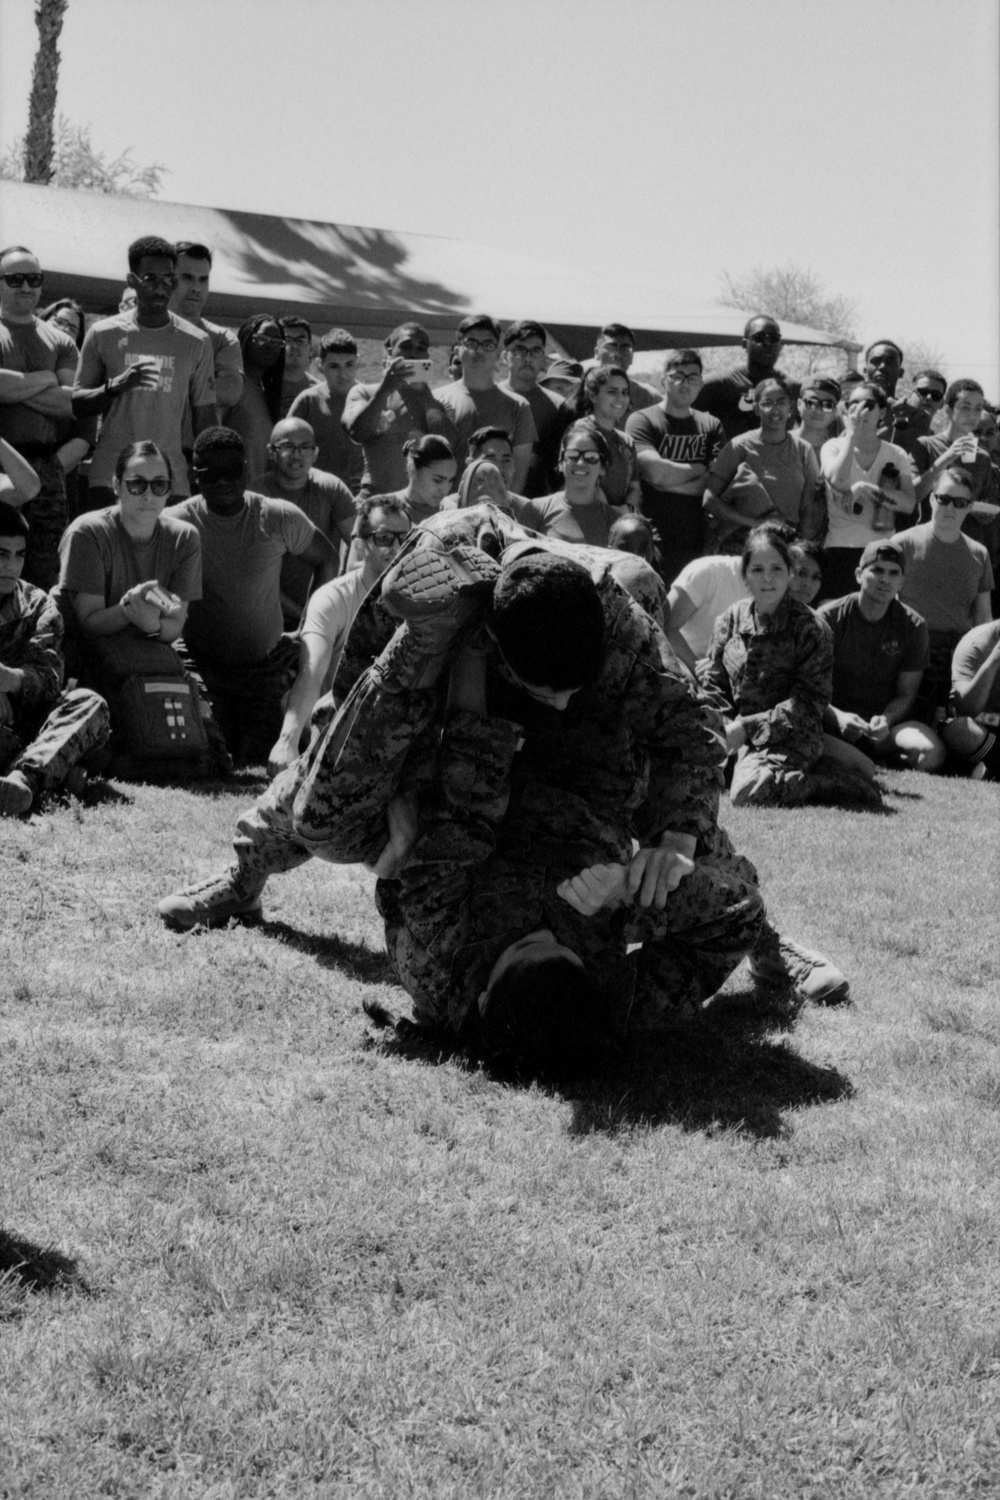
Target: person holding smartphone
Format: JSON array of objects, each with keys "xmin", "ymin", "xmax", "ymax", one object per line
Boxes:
[{"xmin": 343, "ymin": 322, "xmax": 457, "ymax": 498}]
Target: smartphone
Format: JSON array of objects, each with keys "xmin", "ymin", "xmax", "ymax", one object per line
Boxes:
[{"xmin": 401, "ymin": 360, "xmax": 433, "ymax": 385}]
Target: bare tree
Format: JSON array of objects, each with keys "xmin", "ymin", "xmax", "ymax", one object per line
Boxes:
[
  {"xmin": 719, "ymin": 264, "xmax": 859, "ymax": 343},
  {"xmin": 23, "ymin": 0, "xmax": 69, "ymax": 185}
]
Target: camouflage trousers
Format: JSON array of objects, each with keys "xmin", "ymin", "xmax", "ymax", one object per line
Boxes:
[
  {"xmin": 0, "ymin": 687, "xmax": 110, "ymax": 791},
  {"xmin": 21, "ymin": 457, "xmax": 69, "ymax": 593}
]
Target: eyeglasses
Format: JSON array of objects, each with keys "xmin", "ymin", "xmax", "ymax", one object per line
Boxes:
[
  {"xmin": 667, "ymin": 370, "xmax": 702, "ymax": 384},
  {"xmin": 283, "ymin": 334, "xmax": 311, "ymax": 346},
  {"xmin": 362, "ymin": 530, "xmax": 410, "ymax": 547},
  {"xmin": 2, "ymin": 272, "xmax": 44, "ymax": 289},
  {"xmin": 461, "ymin": 338, "xmax": 498, "ymax": 352},
  {"xmin": 123, "ymin": 476, "xmax": 172, "ymax": 496},
  {"xmin": 932, "ymin": 492, "xmax": 972, "ymax": 509},
  {"xmin": 802, "ymin": 397, "xmax": 837, "ymax": 411},
  {"xmin": 272, "ymin": 441, "xmax": 316, "ymax": 456},
  {"xmin": 758, "ymin": 398, "xmax": 791, "ymax": 411},
  {"xmin": 509, "ymin": 344, "xmax": 546, "ymax": 359},
  {"xmin": 135, "ymin": 272, "xmax": 178, "ymax": 290},
  {"xmin": 52, "ymin": 318, "xmax": 80, "ymax": 337},
  {"xmin": 915, "ymin": 387, "xmax": 945, "ymax": 402},
  {"xmin": 563, "ymin": 449, "xmax": 603, "ymax": 466}
]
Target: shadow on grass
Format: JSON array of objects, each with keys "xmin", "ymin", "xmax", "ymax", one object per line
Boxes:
[
  {"xmin": 0, "ymin": 1227, "xmax": 90, "ymax": 1317},
  {"xmin": 107, "ymin": 768, "xmax": 268, "ymax": 800},
  {"xmin": 263, "ymin": 920, "xmax": 395, "ymax": 984},
  {"xmin": 362, "ymin": 986, "xmax": 854, "ymax": 1141}
]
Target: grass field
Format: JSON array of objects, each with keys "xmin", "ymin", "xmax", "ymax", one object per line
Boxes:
[{"xmin": 1, "ymin": 766, "xmax": 999, "ymax": 1499}]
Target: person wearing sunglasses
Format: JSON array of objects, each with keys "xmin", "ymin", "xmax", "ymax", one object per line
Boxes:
[
  {"xmin": 910, "ymin": 380, "xmax": 1000, "ymax": 571},
  {"xmin": 72, "ymin": 237, "xmax": 216, "ymax": 511},
  {"xmin": 0, "ymin": 245, "xmax": 83, "ymax": 590},
  {"xmin": 267, "ymin": 495, "xmax": 412, "ymax": 777},
  {"xmin": 694, "ymin": 315, "xmax": 799, "ymax": 442},
  {"xmin": 517, "ymin": 422, "xmax": 621, "ymax": 547},
  {"xmin": 564, "ymin": 366, "xmax": 642, "ymax": 511},
  {"xmin": 895, "ymin": 467, "xmax": 994, "ymax": 725},
  {"xmin": 251, "ymin": 416, "xmax": 357, "ymax": 627},
  {"xmin": 796, "ymin": 374, "xmax": 842, "ymax": 458},
  {"xmin": 627, "ymin": 349, "xmax": 726, "ymax": 585},
  {"xmin": 433, "ymin": 315, "xmax": 537, "ymax": 493}
]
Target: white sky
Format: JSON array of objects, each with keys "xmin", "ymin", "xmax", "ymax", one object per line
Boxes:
[{"xmin": 1, "ymin": 0, "xmax": 998, "ymax": 391}]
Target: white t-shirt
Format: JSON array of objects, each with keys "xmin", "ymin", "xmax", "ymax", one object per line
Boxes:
[
  {"xmin": 669, "ymin": 555, "xmax": 747, "ymax": 662},
  {"xmin": 821, "ymin": 437, "xmax": 911, "ymax": 550},
  {"xmin": 300, "ymin": 565, "xmax": 371, "ymax": 697}
]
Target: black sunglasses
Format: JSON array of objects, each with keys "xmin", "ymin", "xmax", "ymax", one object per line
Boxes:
[
  {"xmin": 915, "ymin": 388, "xmax": 945, "ymax": 402},
  {"xmin": 932, "ymin": 492, "xmax": 972, "ymax": 509},
  {"xmin": 2, "ymin": 272, "xmax": 44, "ymax": 289},
  {"xmin": 123, "ymin": 476, "xmax": 172, "ymax": 496}
]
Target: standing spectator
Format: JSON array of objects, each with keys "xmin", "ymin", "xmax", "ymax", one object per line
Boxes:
[
  {"xmin": 796, "ymin": 374, "xmax": 841, "ymax": 458},
  {"xmin": 288, "ymin": 329, "xmax": 363, "ymax": 490},
  {"xmin": 38, "ymin": 299, "xmax": 84, "ymax": 350},
  {"xmin": 862, "ymin": 339, "xmax": 930, "ymax": 457},
  {"xmin": 627, "ymin": 349, "xmax": 726, "ymax": 584},
  {"xmin": 538, "ymin": 358, "xmax": 584, "ymax": 402},
  {"xmin": 249, "ymin": 416, "xmax": 356, "ymax": 626},
  {"xmin": 820, "ymin": 380, "xmax": 918, "ymax": 598},
  {"xmin": 910, "ymin": 380, "xmax": 999, "ymax": 570},
  {"xmin": 35, "ymin": 298, "xmax": 94, "ymax": 522},
  {"xmin": 566, "ymin": 366, "xmax": 641, "ymax": 509},
  {"xmin": 279, "ymin": 317, "xmax": 313, "ymax": 416},
  {"xmin": 517, "ymin": 423, "xmax": 620, "ymax": 546},
  {"xmin": 376, "ymin": 434, "xmax": 458, "ymax": 527},
  {"xmin": 584, "ymin": 323, "xmax": 660, "ymax": 422},
  {"xmin": 499, "ymin": 319, "xmax": 568, "ymax": 497},
  {"xmin": 72, "ymin": 236, "xmax": 216, "ymax": 510},
  {"xmin": 694, "ymin": 316, "xmax": 798, "ymax": 441},
  {"xmin": 168, "ymin": 241, "xmax": 244, "ymax": 415},
  {"xmin": 704, "ymin": 378, "xmax": 824, "ymax": 551},
  {"xmin": 897, "ymin": 466, "xmax": 994, "ymax": 722},
  {"xmin": 0, "ymin": 244, "xmax": 80, "ymax": 587},
  {"xmin": 344, "ymin": 322, "xmax": 456, "ymax": 497},
  {"xmin": 433, "ymin": 316, "xmax": 537, "ymax": 491},
  {"xmin": 172, "ymin": 427, "xmax": 338, "ymax": 765},
  {"xmin": 224, "ymin": 314, "xmax": 285, "ymax": 481},
  {"xmin": 905, "ymin": 368, "xmax": 948, "ymax": 430}
]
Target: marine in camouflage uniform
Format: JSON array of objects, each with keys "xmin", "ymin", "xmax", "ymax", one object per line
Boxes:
[
  {"xmin": 0, "ymin": 577, "xmax": 109, "ymax": 798},
  {"xmin": 697, "ymin": 592, "xmax": 834, "ymax": 805}
]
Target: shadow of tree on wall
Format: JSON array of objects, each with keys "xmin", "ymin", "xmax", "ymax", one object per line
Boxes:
[{"xmin": 219, "ymin": 210, "xmax": 469, "ymax": 320}]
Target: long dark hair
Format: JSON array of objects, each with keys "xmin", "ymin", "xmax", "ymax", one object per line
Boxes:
[{"xmin": 237, "ymin": 314, "xmax": 285, "ymax": 423}]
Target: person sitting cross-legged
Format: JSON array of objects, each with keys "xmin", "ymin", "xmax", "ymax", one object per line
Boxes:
[
  {"xmin": 940, "ymin": 618, "xmax": 1000, "ymax": 780},
  {"xmin": 0, "ymin": 501, "xmax": 109, "ymax": 815},
  {"xmin": 817, "ymin": 538, "xmax": 945, "ymax": 778}
]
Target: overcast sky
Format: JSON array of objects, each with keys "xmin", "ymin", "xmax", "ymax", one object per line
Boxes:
[{"xmin": 1, "ymin": 0, "xmax": 997, "ymax": 391}]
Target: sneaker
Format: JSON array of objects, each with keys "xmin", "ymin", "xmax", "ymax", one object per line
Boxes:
[
  {"xmin": 377, "ymin": 541, "xmax": 501, "ymax": 689},
  {"xmin": 158, "ymin": 870, "xmax": 265, "ymax": 930},
  {"xmin": 749, "ymin": 935, "xmax": 850, "ymax": 1005}
]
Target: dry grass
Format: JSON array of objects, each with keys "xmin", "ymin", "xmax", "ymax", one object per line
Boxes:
[{"xmin": 1, "ymin": 766, "xmax": 998, "ymax": 1498}]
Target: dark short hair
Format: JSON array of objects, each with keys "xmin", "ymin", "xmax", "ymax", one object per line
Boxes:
[
  {"xmin": 742, "ymin": 525, "xmax": 793, "ymax": 578},
  {"xmin": 280, "ymin": 316, "xmax": 312, "ymax": 340},
  {"xmin": 402, "ymin": 434, "xmax": 455, "ymax": 468},
  {"xmin": 560, "ymin": 420, "xmax": 611, "ymax": 467},
  {"xmin": 457, "ymin": 314, "xmax": 501, "ymax": 341},
  {"xmin": 608, "ymin": 514, "xmax": 654, "ymax": 562},
  {"xmin": 480, "ymin": 947, "xmax": 607, "ymax": 1076},
  {"xmin": 385, "ymin": 321, "xmax": 428, "ymax": 351},
  {"xmin": 743, "ymin": 315, "xmax": 781, "ymax": 339},
  {"xmin": 356, "ymin": 494, "xmax": 411, "ymax": 532},
  {"xmin": 789, "ymin": 536, "xmax": 825, "ymax": 569},
  {"xmin": 935, "ymin": 466, "xmax": 974, "ymax": 494},
  {"xmin": 127, "ymin": 236, "xmax": 176, "ymax": 271},
  {"xmin": 665, "ymin": 348, "xmax": 703, "ymax": 371},
  {"xmin": 318, "ymin": 328, "xmax": 358, "ymax": 357},
  {"xmin": 0, "ymin": 500, "xmax": 29, "ymax": 539},
  {"xmin": 864, "ymin": 339, "xmax": 904, "ymax": 365},
  {"xmin": 502, "ymin": 319, "xmax": 547, "ymax": 349},
  {"xmin": 598, "ymin": 323, "xmax": 634, "ymax": 344},
  {"xmin": 193, "ymin": 425, "xmax": 245, "ymax": 460},
  {"xmin": 174, "ymin": 241, "xmax": 213, "ymax": 265},
  {"xmin": 913, "ymin": 368, "xmax": 946, "ymax": 389},
  {"xmin": 113, "ymin": 440, "xmax": 175, "ymax": 488},
  {"xmin": 39, "ymin": 298, "xmax": 85, "ymax": 348},
  {"xmin": 847, "ymin": 380, "xmax": 888, "ymax": 411},
  {"xmin": 945, "ymin": 379, "xmax": 984, "ymax": 408},
  {"xmin": 468, "ymin": 426, "xmax": 513, "ymax": 455},
  {"xmin": 492, "ymin": 554, "xmax": 605, "ymax": 691}
]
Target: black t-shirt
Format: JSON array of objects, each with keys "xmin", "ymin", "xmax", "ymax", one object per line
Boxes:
[{"xmin": 694, "ymin": 364, "xmax": 800, "ymax": 441}]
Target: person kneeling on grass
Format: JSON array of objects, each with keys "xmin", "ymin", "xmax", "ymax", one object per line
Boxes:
[
  {"xmin": 940, "ymin": 618, "xmax": 1000, "ymax": 780},
  {"xmin": 158, "ymin": 517, "xmax": 850, "ymax": 1071},
  {"xmin": 697, "ymin": 526, "xmax": 880, "ymax": 808},
  {"xmin": 816, "ymin": 538, "xmax": 945, "ymax": 779},
  {"xmin": 0, "ymin": 502, "xmax": 109, "ymax": 815}
]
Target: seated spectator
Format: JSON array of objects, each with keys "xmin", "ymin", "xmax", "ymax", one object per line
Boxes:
[
  {"xmin": 516, "ymin": 423, "xmax": 622, "ymax": 547},
  {"xmin": 172, "ymin": 427, "xmax": 338, "ymax": 765},
  {"xmin": 499, "ymin": 320, "xmax": 569, "ymax": 498},
  {"xmin": 0, "ymin": 436, "xmax": 41, "ymax": 505},
  {"xmin": 583, "ymin": 323, "xmax": 660, "ymax": 422},
  {"xmin": 224, "ymin": 314, "xmax": 285, "ymax": 480},
  {"xmin": 820, "ymin": 380, "xmax": 917, "ymax": 598},
  {"xmin": 288, "ymin": 328, "xmax": 363, "ymax": 490},
  {"xmin": 608, "ymin": 514, "xmax": 655, "ymax": 562},
  {"xmin": 817, "ymin": 538, "xmax": 944, "ymax": 775},
  {"xmin": 249, "ymin": 416, "xmax": 356, "ymax": 626},
  {"xmin": 666, "ymin": 552, "xmax": 745, "ymax": 674},
  {"xmin": 910, "ymin": 380, "xmax": 999, "ymax": 571},
  {"xmin": 627, "ymin": 349, "xmax": 726, "ymax": 584},
  {"xmin": 279, "ymin": 317, "xmax": 314, "ymax": 416},
  {"xmin": 0, "ymin": 501, "xmax": 109, "ymax": 815},
  {"xmin": 72, "ymin": 236, "xmax": 216, "ymax": 512},
  {"xmin": 863, "ymin": 339, "xmax": 930, "ymax": 457},
  {"xmin": 268, "ymin": 495, "xmax": 412, "ymax": 775},
  {"xmin": 344, "ymin": 322, "xmax": 457, "ymax": 497},
  {"xmin": 433, "ymin": 315, "xmax": 537, "ymax": 490},
  {"xmin": 56, "ymin": 442, "xmax": 210, "ymax": 773},
  {"xmin": 566, "ymin": 366, "xmax": 641, "ymax": 509},
  {"xmin": 704, "ymin": 378, "xmax": 824, "ymax": 552},
  {"xmin": 796, "ymin": 374, "xmax": 841, "ymax": 457},
  {"xmin": 694, "ymin": 316, "xmax": 798, "ymax": 440},
  {"xmin": 787, "ymin": 537, "xmax": 825, "ymax": 607},
  {"xmin": 538, "ymin": 358, "xmax": 583, "ymax": 401},
  {"xmin": 896, "ymin": 466, "xmax": 994, "ymax": 724},
  {"xmin": 941, "ymin": 619, "xmax": 1000, "ymax": 780},
  {"xmin": 167, "ymin": 240, "xmax": 244, "ymax": 418},
  {"xmin": 697, "ymin": 526, "xmax": 876, "ymax": 807}
]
